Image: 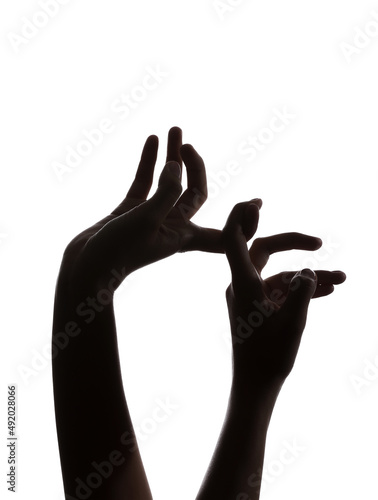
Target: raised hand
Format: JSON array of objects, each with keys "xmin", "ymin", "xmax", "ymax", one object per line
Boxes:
[
  {"xmin": 61, "ymin": 126, "xmax": 222, "ymax": 293},
  {"xmin": 195, "ymin": 200, "xmax": 346, "ymax": 500},
  {"xmin": 52, "ymin": 127, "xmax": 224, "ymax": 500},
  {"xmin": 222, "ymin": 199, "xmax": 346, "ymax": 386}
]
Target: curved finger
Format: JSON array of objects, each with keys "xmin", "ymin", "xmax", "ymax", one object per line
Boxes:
[
  {"xmin": 279, "ymin": 269, "xmax": 317, "ymax": 335},
  {"xmin": 166, "ymin": 126, "xmax": 183, "ymax": 170},
  {"xmin": 264, "ymin": 270, "xmax": 346, "ymax": 301},
  {"xmin": 173, "ymin": 144, "xmax": 208, "ymax": 220},
  {"xmin": 183, "ymin": 198, "xmax": 262, "ymax": 253},
  {"xmin": 250, "ymin": 232, "xmax": 323, "ymax": 273},
  {"xmin": 223, "ymin": 201, "xmax": 262, "ymax": 295},
  {"xmin": 126, "ymin": 135, "xmax": 159, "ymax": 200},
  {"xmin": 145, "ymin": 161, "xmax": 183, "ymax": 225}
]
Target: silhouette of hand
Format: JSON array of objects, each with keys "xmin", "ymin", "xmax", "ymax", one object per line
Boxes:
[
  {"xmin": 59, "ymin": 127, "xmax": 222, "ymax": 292},
  {"xmin": 223, "ymin": 200, "xmax": 346, "ymax": 387}
]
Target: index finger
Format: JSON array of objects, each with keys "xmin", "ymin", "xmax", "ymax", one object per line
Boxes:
[{"xmin": 250, "ymin": 233, "xmax": 323, "ymax": 274}]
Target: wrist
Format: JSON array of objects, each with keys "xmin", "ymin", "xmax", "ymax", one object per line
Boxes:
[
  {"xmin": 57, "ymin": 259, "xmax": 132, "ymax": 299},
  {"xmin": 230, "ymin": 371, "xmax": 283, "ymax": 415}
]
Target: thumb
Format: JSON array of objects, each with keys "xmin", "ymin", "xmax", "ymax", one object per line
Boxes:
[
  {"xmin": 222, "ymin": 200, "xmax": 262, "ymax": 294},
  {"xmin": 280, "ymin": 268, "xmax": 317, "ymax": 333},
  {"xmin": 147, "ymin": 161, "xmax": 183, "ymax": 223}
]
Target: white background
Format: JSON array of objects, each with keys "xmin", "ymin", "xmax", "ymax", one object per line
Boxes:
[{"xmin": 1, "ymin": 0, "xmax": 377, "ymax": 499}]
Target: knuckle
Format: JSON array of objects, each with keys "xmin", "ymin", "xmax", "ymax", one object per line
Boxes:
[
  {"xmin": 194, "ymin": 187, "xmax": 207, "ymax": 205},
  {"xmin": 251, "ymin": 237, "xmax": 264, "ymax": 249},
  {"xmin": 225, "ymin": 284, "xmax": 233, "ymax": 300}
]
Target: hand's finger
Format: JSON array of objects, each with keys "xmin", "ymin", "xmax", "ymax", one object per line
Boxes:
[
  {"xmin": 180, "ymin": 224, "xmax": 223, "ymax": 253},
  {"xmin": 174, "ymin": 144, "xmax": 208, "ymax": 220},
  {"xmin": 264, "ymin": 270, "xmax": 346, "ymax": 301},
  {"xmin": 265, "ymin": 269, "xmax": 346, "ymax": 289},
  {"xmin": 312, "ymin": 283, "xmax": 334, "ymax": 298},
  {"xmin": 280, "ymin": 268, "xmax": 318, "ymax": 335},
  {"xmin": 166, "ymin": 126, "xmax": 183, "ymax": 172},
  {"xmin": 314, "ymin": 270, "xmax": 347, "ymax": 284},
  {"xmin": 181, "ymin": 198, "xmax": 262, "ymax": 253},
  {"xmin": 243, "ymin": 198, "xmax": 263, "ymax": 240},
  {"xmin": 126, "ymin": 135, "xmax": 159, "ymax": 200},
  {"xmin": 223, "ymin": 201, "xmax": 262, "ymax": 295},
  {"xmin": 303, "ymin": 271, "xmax": 345, "ymax": 298},
  {"xmin": 145, "ymin": 161, "xmax": 183, "ymax": 225},
  {"xmin": 250, "ymin": 233, "xmax": 323, "ymax": 273}
]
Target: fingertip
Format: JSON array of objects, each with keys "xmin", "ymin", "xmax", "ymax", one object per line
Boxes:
[
  {"xmin": 166, "ymin": 161, "xmax": 181, "ymax": 178},
  {"xmin": 223, "ymin": 201, "xmax": 259, "ymax": 243},
  {"xmin": 223, "ymin": 203, "xmax": 244, "ymax": 243},
  {"xmin": 314, "ymin": 237, "xmax": 323, "ymax": 249},
  {"xmin": 146, "ymin": 134, "xmax": 159, "ymax": 146},
  {"xmin": 168, "ymin": 127, "xmax": 182, "ymax": 141},
  {"xmin": 301, "ymin": 268, "xmax": 317, "ymax": 279},
  {"xmin": 180, "ymin": 143, "xmax": 194, "ymax": 155},
  {"xmin": 248, "ymin": 198, "xmax": 263, "ymax": 209},
  {"xmin": 289, "ymin": 269, "xmax": 317, "ymax": 294},
  {"xmin": 159, "ymin": 161, "xmax": 182, "ymax": 189},
  {"xmin": 333, "ymin": 271, "xmax": 347, "ymax": 282},
  {"xmin": 244, "ymin": 202, "xmax": 260, "ymax": 222},
  {"xmin": 179, "ymin": 144, "xmax": 205, "ymax": 173},
  {"xmin": 243, "ymin": 203, "xmax": 260, "ymax": 240}
]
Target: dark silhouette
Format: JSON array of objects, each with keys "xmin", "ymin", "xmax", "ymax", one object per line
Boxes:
[
  {"xmin": 196, "ymin": 201, "xmax": 346, "ymax": 498},
  {"xmin": 52, "ymin": 126, "xmax": 346, "ymax": 500}
]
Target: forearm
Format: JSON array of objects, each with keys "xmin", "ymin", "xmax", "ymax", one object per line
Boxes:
[
  {"xmin": 195, "ymin": 376, "xmax": 282, "ymax": 500},
  {"xmin": 52, "ymin": 275, "xmax": 152, "ymax": 500}
]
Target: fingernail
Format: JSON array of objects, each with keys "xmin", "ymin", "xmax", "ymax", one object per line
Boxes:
[
  {"xmin": 167, "ymin": 161, "xmax": 181, "ymax": 178},
  {"xmin": 301, "ymin": 268, "xmax": 316, "ymax": 278}
]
